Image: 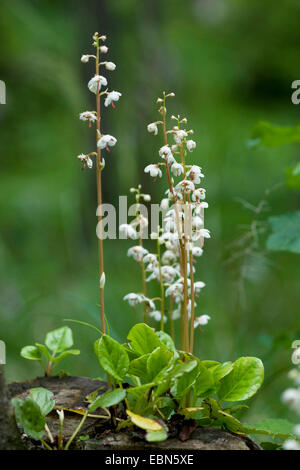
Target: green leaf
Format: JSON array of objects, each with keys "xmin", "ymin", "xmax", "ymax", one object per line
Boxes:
[
  {"xmin": 249, "ymin": 121, "xmax": 300, "ymax": 148},
  {"xmin": 146, "ymin": 428, "xmax": 168, "ymax": 442},
  {"xmin": 20, "ymin": 345, "xmax": 42, "ymax": 361},
  {"xmin": 156, "ymin": 331, "xmax": 177, "ymax": 352},
  {"xmin": 12, "ymin": 397, "xmax": 45, "ymax": 440},
  {"xmin": 194, "ymin": 365, "xmax": 215, "ymax": 396},
  {"xmin": 128, "ymin": 354, "xmax": 151, "ymax": 382},
  {"xmin": 53, "ymin": 349, "xmax": 80, "ymax": 365},
  {"xmin": 45, "ymin": 326, "xmax": 74, "ymax": 353},
  {"xmin": 29, "ymin": 388, "xmax": 55, "ymax": 416},
  {"xmin": 35, "ymin": 343, "xmax": 52, "ymax": 362},
  {"xmin": 127, "ymin": 323, "xmax": 164, "ymax": 356},
  {"xmin": 218, "ymin": 357, "xmax": 264, "ymax": 402},
  {"xmin": 127, "ymin": 383, "xmax": 155, "ymax": 399},
  {"xmin": 243, "ymin": 418, "xmax": 296, "ymax": 439},
  {"xmin": 154, "ymin": 359, "xmax": 198, "ymax": 398},
  {"xmin": 89, "ymin": 388, "xmax": 126, "ymax": 412},
  {"xmin": 212, "ymin": 362, "xmax": 233, "ymax": 382},
  {"xmin": 285, "ymin": 163, "xmax": 300, "ymax": 189},
  {"xmin": 147, "ymin": 347, "xmax": 173, "ymax": 382},
  {"xmin": 267, "ymin": 211, "xmax": 300, "ymax": 253},
  {"xmin": 96, "ymin": 334, "xmax": 129, "ymax": 381},
  {"xmin": 171, "ymin": 364, "xmax": 199, "ymax": 397}
]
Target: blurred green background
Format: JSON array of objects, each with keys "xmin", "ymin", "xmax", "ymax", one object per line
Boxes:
[{"xmin": 0, "ymin": 0, "xmax": 299, "ymax": 427}]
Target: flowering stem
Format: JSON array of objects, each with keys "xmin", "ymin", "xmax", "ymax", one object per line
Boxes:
[
  {"xmin": 95, "ymin": 39, "xmax": 106, "ymax": 334},
  {"xmin": 189, "ymin": 249, "xmax": 195, "ymax": 353},
  {"xmin": 157, "ymin": 237, "xmax": 165, "ymax": 331},
  {"xmin": 168, "ymin": 296, "xmax": 175, "ymax": 341},
  {"xmin": 139, "ymin": 235, "xmax": 148, "ymax": 323}
]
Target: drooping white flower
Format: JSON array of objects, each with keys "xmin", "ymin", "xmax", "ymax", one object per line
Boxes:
[
  {"xmin": 161, "ymin": 265, "xmax": 179, "ymax": 283},
  {"xmin": 88, "ymin": 75, "xmax": 108, "ymax": 94},
  {"xmin": 192, "ymin": 188, "xmax": 206, "ymax": 201},
  {"xmin": 160, "ymin": 198, "xmax": 169, "ymax": 210},
  {"xmin": 144, "ymin": 164, "xmax": 162, "ymax": 178},
  {"xmin": 194, "ymin": 201, "xmax": 208, "ymax": 215},
  {"xmin": 147, "ymin": 123, "xmax": 158, "ymax": 135},
  {"xmin": 119, "ymin": 224, "xmax": 138, "ymax": 239},
  {"xmin": 105, "ymin": 61, "xmax": 116, "ymax": 71},
  {"xmin": 194, "ymin": 315, "xmax": 211, "ymax": 328},
  {"xmin": 104, "ymin": 91, "xmax": 122, "ymax": 108},
  {"xmin": 143, "ymin": 194, "xmax": 151, "ymax": 202},
  {"xmin": 150, "ymin": 310, "xmax": 167, "ymax": 323},
  {"xmin": 199, "ymin": 228, "xmax": 211, "ymax": 239},
  {"xmin": 79, "ymin": 111, "xmax": 97, "ymax": 127},
  {"xmin": 175, "ymin": 180, "xmax": 195, "ymax": 193},
  {"xmin": 171, "ymin": 162, "xmax": 184, "ymax": 177},
  {"xmin": 186, "ymin": 139, "xmax": 196, "ymax": 152},
  {"xmin": 99, "ymin": 45, "xmax": 108, "ymax": 53},
  {"xmin": 161, "ymin": 249, "xmax": 177, "ymax": 265},
  {"xmin": 192, "ymin": 216, "xmax": 204, "ymax": 230},
  {"xmin": 194, "ymin": 281, "xmax": 206, "ymax": 294},
  {"xmin": 192, "ymin": 246, "xmax": 203, "ymax": 257},
  {"xmin": 159, "ymin": 145, "xmax": 175, "ymax": 165},
  {"xmin": 81, "ymin": 55, "xmax": 90, "ymax": 63},
  {"xmin": 123, "ymin": 293, "xmax": 143, "ymax": 308},
  {"xmin": 187, "ymin": 166, "xmax": 204, "ymax": 184},
  {"xmin": 173, "ymin": 129, "xmax": 188, "ymax": 144},
  {"xmin": 97, "ymin": 134, "xmax": 117, "ymax": 151},
  {"xmin": 77, "ymin": 153, "xmax": 93, "ymax": 169},
  {"xmin": 127, "ymin": 246, "xmax": 148, "ymax": 262}
]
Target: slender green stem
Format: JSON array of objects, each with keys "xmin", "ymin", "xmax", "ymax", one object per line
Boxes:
[
  {"xmin": 157, "ymin": 237, "xmax": 165, "ymax": 331},
  {"xmin": 64, "ymin": 410, "xmax": 89, "ymax": 450},
  {"xmin": 40, "ymin": 439, "xmax": 53, "ymax": 450}
]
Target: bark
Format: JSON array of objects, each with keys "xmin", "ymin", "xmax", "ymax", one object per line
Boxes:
[
  {"xmin": 0, "ymin": 366, "xmax": 25, "ymax": 450},
  {"xmin": 8, "ymin": 375, "xmax": 261, "ymax": 451}
]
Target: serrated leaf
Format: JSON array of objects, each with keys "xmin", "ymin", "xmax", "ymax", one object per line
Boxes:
[
  {"xmin": 45, "ymin": 326, "xmax": 73, "ymax": 353},
  {"xmin": 89, "ymin": 388, "xmax": 126, "ymax": 412},
  {"xmin": 12, "ymin": 397, "xmax": 45, "ymax": 440},
  {"xmin": 126, "ymin": 410, "xmax": 162, "ymax": 431},
  {"xmin": 29, "ymin": 388, "xmax": 55, "ymax": 416},
  {"xmin": 267, "ymin": 212, "xmax": 300, "ymax": 253},
  {"xmin": 96, "ymin": 335, "xmax": 129, "ymax": 381},
  {"xmin": 127, "ymin": 323, "xmax": 164, "ymax": 356},
  {"xmin": 218, "ymin": 357, "xmax": 264, "ymax": 402},
  {"xmin": 20, "ymin": 345, "xmax": 42, "ymax": 361}
]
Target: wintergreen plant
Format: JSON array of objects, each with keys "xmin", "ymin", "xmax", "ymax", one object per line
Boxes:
[
  {"xmin": 78, "ymin": 32, "xmax": 121, "ymax": 333},
  {"xmin": 122, "ymin": 93, "xmax": 210, "ymax": 354},
  {"xmin": 20, "ymin": 326, "xmax": 79, "ymax": 376}
]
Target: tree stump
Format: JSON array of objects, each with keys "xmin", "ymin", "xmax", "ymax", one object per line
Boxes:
[{"xmin": 7, "ymin": 375, "xmax": 261, "ymax": 451}]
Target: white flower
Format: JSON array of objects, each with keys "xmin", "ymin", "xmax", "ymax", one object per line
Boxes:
[
  {"xmin": 127, "ymin": 246, "xmax": 148, "ymax": 262},
  {"xmin": 194, "ymin": 281, "xmax": 206, "ymax": 294},
  {"xmin": 282, "ymin": 388, "xmax": 300, "ymax": 406},
  {"xmin": 187, "ymin": 165, "xmax": 204, "ymax": 184},
  {"xmin": 194, "ymin": 201, "xmax": 208, "ymax": 215},
  {"xmin": 162, "ymin": 250, "xmax": 177, "ymax": 265},
  {"xmin": 105, "ymin": 61, "xmax": 116, "ymax": 71},
  {"xmin": 171, "ymin": 162, "xmax": 184, "ymax": 177},
  {"xmin": 165, "ymin": 282, "xmax": 184, "ymax": 303},
  {"xmin": 194, "ymin": 315, "xmax": 211, "ymax": 328},
  {"xmin": 119, "ymin": 224, "xmax": 138, "ymax": 239},
  {"xmin": 143, "ymin": 253, "xmax": 158, "ymax": 265},
  {"xmin": 81, "ymin": 55, "xmax": 90, "ymax": 63},
  {"xmin": 161, "ymin": 265, "xmax": 179, "ymax": 283},
  {"xmin": 100, "ymin": 45, "xmax": 108, "ymax": 53},
  {"xmin": 144, "ymin": 164, "xmax": 162, "ymax": 178},
  {"xmin": 159, "ymin": 145, "xmax": 175, "ymax": 165},
  {"xmin": 175, "ymin": 180, "xmax": 195, "ymax": 193},
  {"xmin": 124, "ymin": 293, "xmax": 143, "ymax": 308},
  {"xmin": 104, "ymin": 91, "xmax": 122, "ymax": 108},
  {"xmin": 147, "ymin": 123, "xmax": 158, "ymax": 135},
  {"xmin": 150, "ymin": 310, "xmax": 167, "ymax": 323},
  {"xmin": 192, "ymin": 216, "xmax": 204, "ymax": 229},
  {"xmin": 79, "ymin": 111, "xmax": 97, "ymax": 126},
  {"xmin": 199, "ymin": 228, "xmax": 211, "ymax": 239},
  {"xmin": 143, "ymin": 194, "xmax": 151, "ymax": 202},
  {"xmin": 192, "ymin": 188, "xmax": 206, "ymax": 201},
  {"xmin": 97, "ymin": 134, "xmax": 117, "ymax": 151},
  {"xmin": 192, "ymin": 247, "xmax": 203, "ymax": 257},
  {"xmin": 88, "ymin": 75, "xmax": 108, "ymax": 94},
  {"xmin": 77, "ymin": 153, "xmax": 93, "ymax": 169},
  {"xmin": 186, "ymin": 140, "xmax": 196, "ymax": 152},
  {"xmin": 173, "ymin": 129, "xmax": 188, "ymax": 144},
  {"xmin": 283, "ymin": 439, "xmax": 300, "ymax": 450}
]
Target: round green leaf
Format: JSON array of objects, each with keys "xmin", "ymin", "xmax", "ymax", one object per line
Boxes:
[
  {"xmin": 29, "ymin": 387, "xmax": 55, "ymax": 416},
  {"xmin": 127, "ymin": 323, "xmax": 163, "ymax": 356},
  {"xmin": 89, "ymin": 388, "xmax": 126, "ymax": 412},
  {"xmin": 20, "ymin": 345, "xmax": 42, "ymax": 361},
  {"xmin": 218, "ymin": 357, "xmax": 264, "ymax": 402},
  {"xmin": 12, "ymin": 397, "xmax": 45, "ymax": 440},
  {"xmin": 45, "ymin": 326, "xmax": 74, "ymax": 353}
]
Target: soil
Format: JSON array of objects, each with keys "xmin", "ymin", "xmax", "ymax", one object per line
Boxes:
[{"xmin": 7, "ymin": 375, "xmax": 262, "ymax": 451}]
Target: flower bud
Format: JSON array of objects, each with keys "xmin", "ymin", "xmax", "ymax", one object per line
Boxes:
[
  {"xmin": 81, "ymin": 55, "xmax": 89, "ymax": 63},
  {"xmin": 99, "ymin": 35, "xmax": 107, "ymax": 41},
  {"xmin": 100, "ymin": 46, "xmax": 108, "ymax": 53},
  {"xmin": 105, "ymin": 61, "xmax": 116, "ymax": 71}
]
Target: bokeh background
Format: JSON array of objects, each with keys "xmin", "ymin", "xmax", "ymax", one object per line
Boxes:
[{"xmin": 1, "ymin": 0, "xmax": 299, "ymax": 428}]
